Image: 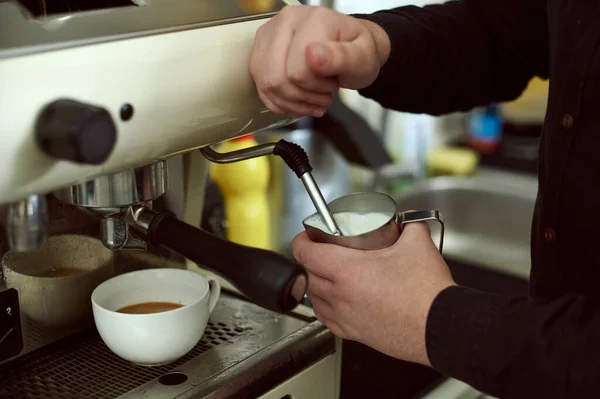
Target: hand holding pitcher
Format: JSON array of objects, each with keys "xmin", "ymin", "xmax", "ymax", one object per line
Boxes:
[{"xmin": 293, "ymin": 192, "xmax": 454, "ymax": 366}]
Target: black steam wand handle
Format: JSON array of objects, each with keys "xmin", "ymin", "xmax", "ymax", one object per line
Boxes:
[{"xmin": 144, "ymin": 211, "xmax": 307, "ymax": 313}]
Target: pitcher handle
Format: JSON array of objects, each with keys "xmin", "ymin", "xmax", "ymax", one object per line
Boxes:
[{"xmin": 398, "ymin": 210, "xmax": 445, "ymax": 254}]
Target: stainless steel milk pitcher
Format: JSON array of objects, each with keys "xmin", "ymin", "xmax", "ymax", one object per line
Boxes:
[{"xmin": 302, "ymin": 192, "xmax": 444, "ymax": 252}]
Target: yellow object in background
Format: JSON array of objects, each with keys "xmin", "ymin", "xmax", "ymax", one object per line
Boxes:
[
  {"xmin": 427, "ymin": 147, "xmax": 479, "ymax": 177},
  {"xmin": 501, "ymin": 77, "xmax": 549, "ymax": 124},
  {"xmin": 209, "ymin": 134, "xmax": 272, "ymax": 251},
  {"xmin": 237, "ymin": 0, "xmax": 277, "ymax": 13}
]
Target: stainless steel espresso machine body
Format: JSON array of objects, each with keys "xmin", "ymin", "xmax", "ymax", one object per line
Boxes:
[{"xmin": 0, "ymin": 1, "xmax": 339, "ymax": 397}]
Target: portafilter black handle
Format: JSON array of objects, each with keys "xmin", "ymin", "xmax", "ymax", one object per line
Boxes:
[{"xmin": 145, "ymin": 212, "xmax": 307, "ymax": 313}]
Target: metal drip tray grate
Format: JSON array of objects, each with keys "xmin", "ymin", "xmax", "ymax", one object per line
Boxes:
[{"xmin": 0, "ymin": 320, "xmax": 246, "ymax": 399}]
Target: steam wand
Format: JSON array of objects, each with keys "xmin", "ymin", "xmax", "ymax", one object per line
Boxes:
[{"xmin": 200, "ymin": 139, "xmax": 343, "ymax": 236}]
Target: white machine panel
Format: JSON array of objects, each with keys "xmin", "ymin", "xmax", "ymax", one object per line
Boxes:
[{"xmin": 0, "ymin": 0, "xmax": 299, "ymax": 204}]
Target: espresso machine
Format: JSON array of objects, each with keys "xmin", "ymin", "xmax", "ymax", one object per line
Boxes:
[{"xmin": 0, "ymin": 1, "xmax": 342, "ymax": 397}]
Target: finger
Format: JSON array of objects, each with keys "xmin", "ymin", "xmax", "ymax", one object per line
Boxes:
[
  {"xmin": 283, "ymin": 38, "xmax": 339, "ymax": 93},
  {"xmin": 313, "ymin": 313, "xmax": 345, "ymax": 338},
  {"xmin": 397, "ymin": 210, "xmax": 432, "ymax": 238},
  {"xmin": 269, "ymin": 95, "xmax": 327, "ymax": 118},
  {"xmin": 306, "ymin": 271, "xmax": 334, "ymax": 297},
  {"xmin": 292, "ymin": 232, "xmax": 350, "ymax": 281},
  {"xmin": 309, "ymin": 293, "xmax": 334, "ymax": 320},
  {"xmin": 323, "ymin": 321, "xmax": 346, "ymax": 338},
  {"xmin": 310, "ymin": 295, "xmax": 346, "ymax": 338},
  {"xmin": 251, "ymin": 18, "xmax": 295, "ymax": 100},
  {"xmin": 257, "ymin": 90, "xmax": 285, "ymax": 115},
  {"xmin": 401, "ymin": 221, "xmax": 431, "ymax": 236},
  {"xmin": 394, "ymin": 211, "xmax": 443, "ymax": 254},
  {"xmin": 272, "ymin": 83, "xmax": 333, "ymax": 108},
  {"xmin": 250, "ymin": 10, "xmax": 334, "ymax": 116},
  {"xmin": 285, "ymin": 17, "xmax": 344, "ymax": 91},
  {"xmin": 285, "ymin": 43, "xmax": 340, "ymax": 93},
  {"xmin": 259, "ymin": 90, "xmax": 306, "ymax": 119},
  {"xmin": 305, "ymin": 37, "xmax": 379, "ymax": 88},
  {"xmin": 293, "ymin": 75, "xmax": 340, "ymax": 94}
]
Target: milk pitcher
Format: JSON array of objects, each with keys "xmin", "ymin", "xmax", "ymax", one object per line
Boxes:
[{"xmin": 302, "ymin": 192, "xmax": 444, "ymax": 252}]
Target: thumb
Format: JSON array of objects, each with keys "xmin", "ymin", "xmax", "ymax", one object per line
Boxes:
[
  {"xmin": 306, "ymin": 41, "xmax": 355, "ymax": 78},
  {"xmin": 305, "ymin": 38, "xmax": 378, "ymax": 89},
  {"xmin": 398, "ymin": 210, "xmax": 433, "ymax": 238},
  {"xmin": 291, "ymin": 231, "xmax": 312, "ymax": 265}
]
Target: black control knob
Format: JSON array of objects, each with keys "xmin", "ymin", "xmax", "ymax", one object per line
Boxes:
[{"xmin": 35, "ymin": 99, "xmax": 117, "ymax": 165}]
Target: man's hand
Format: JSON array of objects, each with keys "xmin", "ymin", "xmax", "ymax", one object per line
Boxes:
[
  {"xmin": 249, "ymin": 5, "xmax": 391, "ymax": 118},
  {"xmin": 292, "ymin": 221, "xmax": 455, "ymax": 366}
]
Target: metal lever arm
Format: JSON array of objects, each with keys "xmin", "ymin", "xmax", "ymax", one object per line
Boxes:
[
  {"xmin": 200, "ymin": 140, "xmax": 343, "ymax": 235},
  {"xmin": 200, "ymin": 143, "xmax": 276, "ymax": 163}
]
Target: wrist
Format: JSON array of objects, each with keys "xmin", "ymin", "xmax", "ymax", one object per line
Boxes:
[{"xmin": 357, "ymin": 18, "xmax": 391, "ymax": 68}]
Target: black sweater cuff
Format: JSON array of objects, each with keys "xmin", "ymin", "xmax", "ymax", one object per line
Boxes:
[{"xmin": 425, "ymin": 285, "xmax": 507, "ymax": 388}]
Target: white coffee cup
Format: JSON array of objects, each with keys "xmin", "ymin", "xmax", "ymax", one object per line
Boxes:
[{"xmin": 91, "ymin": 268, "xmax": 220, "ymax": 366}]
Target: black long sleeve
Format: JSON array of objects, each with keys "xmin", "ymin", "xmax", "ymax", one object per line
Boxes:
[
  {"xmin": 427, "ymin": 286, "xmax": 600, "ymax": 398},
  {"xmin": 352, "ymin": 1, "xmax": 600, "ymax": 397},
  {"xmin": 354, "ymin": 0, "xmax": 549, "ymax": 115}
]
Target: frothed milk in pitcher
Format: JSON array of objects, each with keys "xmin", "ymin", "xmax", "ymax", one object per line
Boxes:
[{"xmin": 304, "ymin": 212, "xmax": 392, "ymax": 236}]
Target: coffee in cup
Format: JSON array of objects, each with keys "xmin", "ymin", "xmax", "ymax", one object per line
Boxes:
[{"xmin": 117, "ymin": 302, "xmax": 184, "ymax": 314}]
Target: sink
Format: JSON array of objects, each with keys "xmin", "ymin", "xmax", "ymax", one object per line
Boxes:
[{"xmin": 392, "ymin": 168, "xmax": 538, "ymax": 279}]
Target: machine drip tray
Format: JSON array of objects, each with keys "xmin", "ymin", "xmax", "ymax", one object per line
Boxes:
[
  {"xmin": 0, "ymin": 321, "xmax": 243, "ymax": 398},
  {"xmin": 0, "ymin": 294, "xmax": 334, "ymax": 399}
]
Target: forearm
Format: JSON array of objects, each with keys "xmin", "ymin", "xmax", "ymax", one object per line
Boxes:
[
  {"xmin": 427, "ymin": 286, "xmax": 600, "ymax": 397},
  {"xmin": 353, "ymin": 0, "xmax": 549, "ymax": 115}
]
